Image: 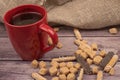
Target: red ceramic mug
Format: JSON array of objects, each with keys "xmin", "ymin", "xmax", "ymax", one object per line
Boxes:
[{"xmin": 4, "ymin": 4, "xmax": 58, "ymax": 60}]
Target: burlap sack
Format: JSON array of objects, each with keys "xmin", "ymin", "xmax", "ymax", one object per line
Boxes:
[
  {"xmin": 47, "ymin": 0, "xmax": 120, "ymax": 29},
  {"xmin": 0, "ymin": 0, "xmax": 120, "ymax": 29},
  {"xmin": 0, "ymin": 0, "xmax": 42, "ymax": 17},
  {"xmin": 0, "ymin": 0, "xmax": 70, "ymax": 17}
]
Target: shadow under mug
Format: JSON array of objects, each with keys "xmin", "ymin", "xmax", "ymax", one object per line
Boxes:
[{"xmin": 3, "ymin": 4, "xmax": 58, "ymax": 60}]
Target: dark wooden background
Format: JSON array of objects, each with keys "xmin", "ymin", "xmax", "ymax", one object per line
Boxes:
[{"xmin": 0, "ymin": 23, "xmax": 120, "ymax": 80}]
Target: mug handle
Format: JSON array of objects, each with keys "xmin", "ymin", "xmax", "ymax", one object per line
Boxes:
[{"xmin": 39, "ymin": 23, "xmax": 58, "ymax": 53}]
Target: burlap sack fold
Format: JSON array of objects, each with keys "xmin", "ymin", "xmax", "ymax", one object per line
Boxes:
[
  {"xmin": 0, "ymin": 0, "xmax": 120, "ymax": 29},
  {"xmin": 47, "ymin": 0, "xmax": 120, "ymax": 29}
]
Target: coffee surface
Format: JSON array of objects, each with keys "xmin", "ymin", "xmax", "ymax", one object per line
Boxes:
[{"xmin": 10, "ymin": 12, "xmax": 42, "ymax": 26}]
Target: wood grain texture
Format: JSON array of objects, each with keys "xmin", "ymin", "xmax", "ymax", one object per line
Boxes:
[
  {"xmin": 0, "ymin": 26, "xmax": 120, "ymax": 37},
  {"xmin": 0, "ymin": 61, "xmax": 120, "ymax": 80},
  {"xmin": 0, "ymin": 24, "xmax": 120, "ymax": 80},
  {"xmin": 57, "ymin": 27, "xmax": 120, "ymax": 37},
  {"xmin": 0, "ymin": 37, "xmax": 119, "ymax": 60}
]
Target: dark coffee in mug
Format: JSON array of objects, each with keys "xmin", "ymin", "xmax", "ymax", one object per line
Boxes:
[{"xmin": 10, "ymin": 12, "xmax": 43, "ymax": 26}]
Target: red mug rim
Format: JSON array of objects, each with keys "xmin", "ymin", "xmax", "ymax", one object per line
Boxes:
[{"xmin": 4, "ymin": 4, "xmax": 47, "ymax": 28}]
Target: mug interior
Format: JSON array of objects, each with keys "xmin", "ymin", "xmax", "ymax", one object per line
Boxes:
[{"xmin": 4, "ymin": 4, "xmax": 46, "ymax": 27}]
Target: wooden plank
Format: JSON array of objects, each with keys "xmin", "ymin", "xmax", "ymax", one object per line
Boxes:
[
  {"xmin": 0, "ymin": 23, "xmax": 6, "ymax": 37},
  {"xmin": 0, "ymin": 25, "xmax": 120, "ymax": 37},
  {"xmin": 0, "ymin": 37, "xmax": 120, "ymax": 60},
  {"xmin": 0, "ymin": 61, "xmax": 120, "ymax": 80},
  {"xmin": 57, "ymin": 26, "xmax": 120, "ymax": 37}
]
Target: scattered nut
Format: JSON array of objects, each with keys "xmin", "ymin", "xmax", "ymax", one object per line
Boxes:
[
  {"xmin": 39, "ymin": 61, "xmax": 47, "ymax": 68},
  {"xmin": 109, "ymin": 28, "xmax": 118, "ymax": 34},
  {"xmin": 59, "ymin": 74, "xmax": 66, "ymax": 80},
  {"xmin": 67, "ymin": 73, "xmax": 75, "ymax": 80},
  {"xmin": 66, "ymin": 62, "xmax": 74, "ymax": 68},
  {"xmin": 69, "ymin": 67, "xmax": 78, "ymax": 74},
  {"xmin": 79, "ymin": 44, "xmax": 96, "ymax": 59},
  {"xmin": 38, "ymin": 68, "xmax": 48, "ymax": 75},
  {"xmin": 48, "ymin": 37, "xmax": 53, "ymax": 45},
  {"xmin": 91, "ymin": 43, "xmax": 98, "ymax": 51},
  {"xmin": 49, "ymin": 67, "xmax": 58, "ymax": 76},
  {"xmin": 75, "ymin": 50, "xmax": 88, "ymax": 59},
  {"xmin": 54, "ymin": 27, "xmax": 60, "ymax": 32},
  {"xmin": 59, "ymin": 62, "xmax": 66, "ymax": 68},
  {"xmin": 32, "ymin": 72, "xmax": 47, "ymax": 80},
  {"xmin": 60, "ymin": 67, "xmax": 69, "ymax": 75},
  {"xmin": 52, "ymin": 56, "xmax": 76, "ymax": 62},
  {"xmin": 56, "ymin": 42, "xmax": 63, "ymax": 49},
  {"xmin": 31, "ymin": 60, "xmax": 39, "ymax": 68},
  {"xmin": 82, "ymin": 40, "xmax": 88, "ymax": 44},
  {"xmin": 109, "ymin": 68, "xmax": 115, "ymax": 76},
  {"xmin": 93, "ymin": 56, "xmax": 103, "ymax": 65},
  {"xmin": 74, "ymin": 63, "xmax": 81, "ymax": 70},
  {"xmin": 99, "ymin": 50, "xmax": 106, "ymax": 57},
  {"xmin": 87, "ymin": 58, "xmax": 93, "ymax": 65},
  {"xmin": 74, "ymin": 39, "xmax": 81, "ymax": 46},
  {"xmin": 104, "ymin": 55, "xmax": 118, "ymax": 72},
  {"xmin": 91, "ymin": 65, "xmax": 99, "ymax": 74},
  {"xmin": 96, "ymin": 71, "xmax": 103, "ymax": 80},
  {"xmin": 74, "ymin": 28, "xmax": 82, "ymax": 40},
  {"xmin": 77, "ymin": 68, "xmax": 84, "ymax": 80},
  {"xmin": 52, "ymin": 77, "xmax": 59, "ymax": 80},
  {"xmin": 50, "ymin": 60, "xmax": 59, "ymax": 68}
]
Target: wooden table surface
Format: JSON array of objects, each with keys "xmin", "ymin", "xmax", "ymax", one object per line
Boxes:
[{"xmin": 0, "ymin": 23, "xmax": 120, "ymax": 80}]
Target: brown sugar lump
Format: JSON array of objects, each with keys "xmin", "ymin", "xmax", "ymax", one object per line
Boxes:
[
  {"xmin": 96, "ymin": 71, "xmax": 103, "ymax": 80},
  {"xmin": 67, "ymin": 73, "xmax": 75, "ymax": 80},
  {"xmin": 49, "ymin": 67, "xmax": 58, "ymax": 76},
  {"xmin": 74, "ymin": 28, "xmax": 82, "ymax": 40},
  {"xmin": 39, "ymin": 61, "xmax": 47, "ymax": 68},
  {"xmin": 109, "ymin": 28, "xmax": 118, "ymax": 34},
  {"xmin": 104, "ymin": 55, "xmax": 118, "ymax": 72},
  {"xmin": 52, "ymin": 77, "xmax": 59, "ymax": 80},
  {"xmin": 32, "ymin": 72, "xmax": 47, "ymax": 80},
  {"xmin": 56, "ymin": 42, "xmax": 63, "ymax": 49},
  {"xmin": 50, "ymin": 60, "xmax": 59, "ymax": 68},
  {"xmin": 69, "ymin": 67, "xmax": 78, "ymax": 74},
  {"xmin": 99, "ymin": 50, "xmax": 106, "ymax": 57},
  {"xmin": 66, "ymin": 62, "xmax": 74, "ymax": 68},
  {"xmin": 74, "ymin": 63, "xmax": 81, "ymax": 70},
  {"xmin": 93, "ymin": 56, "xmax": 103, "ymax": 65},
  {"xmin": 87, "ymin": 58, "xmax": 93, "ymax": 65},
  {"xmin": 109, "ymin": 68, "xmax": 115, "ymax": 76},
  {"xmin": 75, "ymin": 50, "xmax": 88, "ymax": 59},
  {"xmin": 91, "ymin": 43, "xmax": 98, "ymax": 51},
  {"xmin": 38, "ymin": 68, "xmax": 48, "ymax": 76},
  {"xmin": 59, "ymin": 74, "xmax": 67, "ymax": 80},
  {"xmin": 60, "ymin": 67, "xmax": 69, "ymax": 75},
  {"xmin": 31, "ymin": 60, "xmax": 39, "ymax": 68},
  {"xmin": 91, "ymin": 65, "xmax": 99, "ymax": 74},
  {"xmin": 59, "ymin": 62, "xmax": 66, "ymax": 68}
]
